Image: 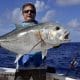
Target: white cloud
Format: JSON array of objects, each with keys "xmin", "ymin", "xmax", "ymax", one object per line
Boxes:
[
  {"xmin": 56, "ymin": 0, "xmax": 80, "ymax": 6},
  {"xmin": 41, "ymin": 10, "xmax": 56, "ymax": 22},
  {"xmin": 12, "ymin": 8, "xmax": 24, "ymax": 24},
  {"xmin": 35, "ymin": 0, "xmax": 48, "ymax": 12},
  {"xmin": 67, "ymin": 19, "xmax": 80, "ymax": 28}
]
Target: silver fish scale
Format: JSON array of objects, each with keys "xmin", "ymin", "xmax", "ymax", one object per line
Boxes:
[{"xmin": 0, "ymin": 23, "xmax": 69, "ymax": 63}]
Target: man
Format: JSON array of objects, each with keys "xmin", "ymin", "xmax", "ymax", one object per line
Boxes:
[
  {"xmin": 15, "ymin": 3, "xmax": 46, "ymax": 80},
  {"xmin": 18, "ymin": 3, "xmax": 42, "ymax": 67}
]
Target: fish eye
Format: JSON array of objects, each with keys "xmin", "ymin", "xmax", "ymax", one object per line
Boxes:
[{"xmin": 55, "ymin": 26, "xmax": 60, "ymax": 30}]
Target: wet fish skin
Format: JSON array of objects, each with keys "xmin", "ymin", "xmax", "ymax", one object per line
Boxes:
[{"xmin": 0, "ymin": 23, "xmax": 69, "ymax": 63}]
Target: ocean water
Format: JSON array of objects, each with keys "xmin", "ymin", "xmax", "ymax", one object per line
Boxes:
[
  {"xmin": 47, "ymin": 42, "xmax": 80, "ymax": 79},
  {"xmin": 0, "ymin": 42, "xmax": 80, "ymax": 78}
]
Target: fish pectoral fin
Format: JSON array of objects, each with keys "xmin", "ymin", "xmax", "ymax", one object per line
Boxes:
[
  {"xmin": 42, "ymin": 49, "xmax": 47, "ymax": 59},
  {"xmin": 14, "ymin": 54, "xmax": 23, "ymax": 63}
]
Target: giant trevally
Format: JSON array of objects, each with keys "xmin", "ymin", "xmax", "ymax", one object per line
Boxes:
[{"xmin": 0, "ymin": 23, "xmax": 69, "ymax": 65}]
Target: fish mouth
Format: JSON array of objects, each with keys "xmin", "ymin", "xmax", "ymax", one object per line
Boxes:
[
  {"xmin": 64, "ymin": 33, "xmax": 69, "ymax": 39},
  {"xmin": 64, "ymin": 32, "xmax": 70, "ymax": 40}
]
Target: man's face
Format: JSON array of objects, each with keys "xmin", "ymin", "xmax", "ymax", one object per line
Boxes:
[{"xmin": 22, "ymin": 6, "xmax": 36, "ymax": 22}]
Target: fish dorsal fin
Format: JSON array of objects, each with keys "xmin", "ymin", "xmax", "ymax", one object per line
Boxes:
[{"xmin": 15, "ymin": 24, "xmax": 25, "ymax": 30}]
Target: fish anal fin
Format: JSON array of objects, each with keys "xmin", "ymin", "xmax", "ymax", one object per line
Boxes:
[
  {"xmin": 42, "ymin": 49, "xmax": 47, "ymax": 59},
  {"xmin": 14, "ymin": 54, "xmax": 23, "ymax": 63}
]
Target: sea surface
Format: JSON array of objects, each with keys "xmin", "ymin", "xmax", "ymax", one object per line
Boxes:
[{"xmin": 0, "ymin": 42, "xmax": 80, "ymax": 79}]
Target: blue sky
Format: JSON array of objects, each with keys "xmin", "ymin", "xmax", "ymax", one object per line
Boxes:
[{"xmin": 0, "ymin": 0, "xmax": 80, "ymax": 42}]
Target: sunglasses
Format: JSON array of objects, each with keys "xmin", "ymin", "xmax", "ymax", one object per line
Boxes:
[{"xmin": 22, "ymin": 10, "xmax": 35, "ymax": 14}]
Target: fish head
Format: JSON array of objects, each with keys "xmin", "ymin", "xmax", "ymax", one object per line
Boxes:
[{"xmin": 40, "ymin": 24, "xmax": 70, "ymax": 46}]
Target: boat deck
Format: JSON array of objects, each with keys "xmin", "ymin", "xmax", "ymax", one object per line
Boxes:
[{"xmin": 0, "ymin": 67, "xmax": 79, "ymax": 80}]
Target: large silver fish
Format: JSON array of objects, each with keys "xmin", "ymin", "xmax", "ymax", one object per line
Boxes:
[{"xmin": 0, "ymin": 23, "xmax": 69, "ymax": 63}]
